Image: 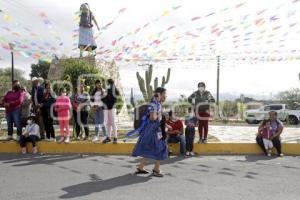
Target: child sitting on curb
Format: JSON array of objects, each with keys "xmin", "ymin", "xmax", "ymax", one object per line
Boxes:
[
  {"xmin": 19, "ymin": 116, "xmax": 40, "ymax": 154},
  {"xmin": 259, "ymin": 119, "xmax": 273, "ymax": 157}
]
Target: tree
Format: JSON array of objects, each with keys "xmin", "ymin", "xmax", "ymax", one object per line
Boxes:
[
  {"xmin": 30, "ymin": 60, "xmax": 51, "ymax": 79},
  {"xmin": 61, "ymin": 59, "xmax": 102, "ymax": 90},
  {"xmin": 0, "ymin": 68, "xmax": 30, "ymax": 96},
  {"xmin": 130, "ymin": 88, "xmax": 136, "ymax": 108},
  {"xmin": 179, "ymin": 94, "xmax": 188, "ymax": 103},
  {"xmin": 277, "ymin": 88, "xmax": 300, "ymax": 107},
  {"xmin": 220, "ymin": 100, "xmax": 238, "ymax": 119},
  {"xmin": 175, "ymin": 101, "xmax": 191, "ymax": 117},
  {"xmin": 61, "ymin": 59, "xmax": 124, "ymax": 113},
  {"xmin": 174, "ymin": 94, "xmax": 191, "ymax": 117},
  {"xmin": 235, "ymin": 96, "xmax": 256, "ymax": 103}
]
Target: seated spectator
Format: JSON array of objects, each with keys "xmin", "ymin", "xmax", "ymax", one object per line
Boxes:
[
  {"xmin": 19, "ymin": 116, "xmax": 40, "ymax": 154},
  {"xmin": 256, "ymin": 111, "xmax": 284, "ymax": 157},
  {"xmin": 258, "ymin": 119, "xmax": 273, "ymax": 157},
  {"xmin": 166, "ymin": 110, "xmax": 186, "ymax": 156}
]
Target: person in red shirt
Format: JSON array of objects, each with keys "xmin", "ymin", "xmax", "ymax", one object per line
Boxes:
[
  {"xmin": 1, "ymin": 80, "xmax": 25, "ymax": 141},
  {"xmin": 166, "ymin": 110, "xmax": 186, "ymax": 155}
]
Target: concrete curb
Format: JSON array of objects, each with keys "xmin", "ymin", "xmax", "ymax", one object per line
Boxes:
[{"xmin": 1, "ymin": 141, "xmax": 299, "ymax": 155}]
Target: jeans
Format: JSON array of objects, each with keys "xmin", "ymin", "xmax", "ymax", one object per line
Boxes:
[
  {"xmin": 19, "ymin": 135, "xmax": 39, "ymax": 147},
  {"xmin": 73, "ymin": 110, "xmax": 89, "ymax": 138},
  {"xmin": 95, "ymin": 107, "xmax": 106, "ymax": 137},
  {"xmin": 185, "ymin": 127, "xmax": 195, "ymax": 152},
  {"xmin": 168, "ymin": 134, "xmax": 186, "ymax": 155},
  {"xmin": 41, "ymin": 108, "xmax": 55, "ymax": 139},
  {"xmin": 6, "ymin": 108, "xmax": 22, "ymax": 136}
]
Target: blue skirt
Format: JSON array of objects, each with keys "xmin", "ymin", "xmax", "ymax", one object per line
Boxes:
[
  {"xmin": 78, "ymin": 26, "xmax": 97, "ymax": 50},
  {"xmin": 132, "ymin": 121, "xmax": 168, "ymax": 160}
]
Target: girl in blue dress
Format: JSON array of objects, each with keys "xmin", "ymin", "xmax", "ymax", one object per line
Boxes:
[{"xmin": 132, "ymin": 87, "xmax": 168, "ymax": 177}]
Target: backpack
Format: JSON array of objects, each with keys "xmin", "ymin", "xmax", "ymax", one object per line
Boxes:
[{"xmin": 133, "ymin": 104, "xmax": 149, "ymax": 129}]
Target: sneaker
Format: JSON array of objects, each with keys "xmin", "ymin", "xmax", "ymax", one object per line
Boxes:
[
  {"xmin": 64, "ymin": 137, "xmax": 70, "ymax": 143},
  {"xmin": 267, "ymin": 153, "xmax": 271, "ymax": 157},
  {"xmin": 45, "ymin": 138, "xmax": 51, "ymax": 142},
  {"xmin": 75, "ymin": 136, "xmax": 81, "ymax": 141},
  {"xmin": 15, "ymin": 135, "xmax": 20, "ymax": 141},
  {"xmin": 50, "ymin": 138, "xmax": 56, "ymax": 142},
  {"xmin": 102, "ymin": 137, "xmax": 111, "ymax": 144},
  {"xmin": 6, "ymin": 135, "xmax": 13, "ymax": 141},
  {"xmin": 32, "ymin": 147, "xmax": 38, "ymax": 154},
  {"xmin": 83, "ymin": 136, "xmax": 89, "ymax": 141},
  {"xmin": 279, "ymin": 153, "xmax": 284, "ymax": 157},
  {"xmin": 21, "ymin": 147, "xmax": 27, "ymax": 154},
  {"xmin": 113, "ymin": 138, "xmax": 118, "ymax": 144},
  {"xmin": 58, "ymin": 137, "xmax": 65, "ymax": 143},
  {"xmin": 92, "ymin": 136, "xmax": 100, "ymax": 143},
  {"xmin": 186, "ymin": 152, "xmax": 190, "ymax": 156},
  {"xmin": 190, "ymin": 152, "xmax": 195, "ymax": 156},
  {"xmin": 203, "ymin": 139, "xmax": 208, "ymax": 144},
  {"xmin": 198, "ymin": 139, "xmax": 202, "ymax": 144},
  {"xmin": 152, "ymin": 169, "xmax": 164, "ymax": 177}
]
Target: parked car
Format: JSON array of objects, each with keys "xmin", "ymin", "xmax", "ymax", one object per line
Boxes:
[
  {"xmin": 0, "ymin": 107, "xmax": 6, "ymax": 134},
  {"xmin": 245, "ymin": 104, "xmax": 300, "ymax": 125},
  {"xmin": 286, "ymin": 108, "xmax": 300, "ymax": 125}
]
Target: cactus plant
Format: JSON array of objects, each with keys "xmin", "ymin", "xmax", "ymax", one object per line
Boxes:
[
  {"xmin": 130, "ymin": 88, "xmax": 136, "ymax": 108},
  {"xmin": 136, "ymin": 64, "xmax": 171, "ymax": 102}
]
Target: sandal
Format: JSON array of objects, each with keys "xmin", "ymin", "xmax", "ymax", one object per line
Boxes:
[
  {"xmin": 152, "ymin": 169, "xmax": 164, "ymax": 177},
  {"xmin": 134, "ymin": 168, "xmax": 150, "ymax": 174}
]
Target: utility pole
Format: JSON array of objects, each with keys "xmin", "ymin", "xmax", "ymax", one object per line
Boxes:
[
  {"xmin": 9, "ymin": 43, "xmax": 15, "ymax": 85},
  {"xmin": 216, "ymin": 55, "xmax": 220, "ymax": 117}
]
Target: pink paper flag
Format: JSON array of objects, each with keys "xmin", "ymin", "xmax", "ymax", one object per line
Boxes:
[
  {"xmin": 167, "ymin": 26, "xmax": 175, "ymax": 31},
  {"xmin": 191, "ymin": 16, "xmax": 201, "ymax": 21},
  {"xmin": 118, "ymin": 8, "xmax": 126, "ymax": 13}
]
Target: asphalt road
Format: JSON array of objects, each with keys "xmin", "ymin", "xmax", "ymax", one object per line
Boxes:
[{"xmin": 0, "ymin": 154, "xmax": 299, "ymax": 200}]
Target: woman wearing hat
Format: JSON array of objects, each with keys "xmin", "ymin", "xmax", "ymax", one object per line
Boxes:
[{"xmin": 31, "ymin": 77, "xmax": 46, "ymax": 139}]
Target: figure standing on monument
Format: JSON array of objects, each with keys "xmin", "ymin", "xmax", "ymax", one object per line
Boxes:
[{"xmin": 78, "ymin": 3, "xmax": 100, "ymax": 57}]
